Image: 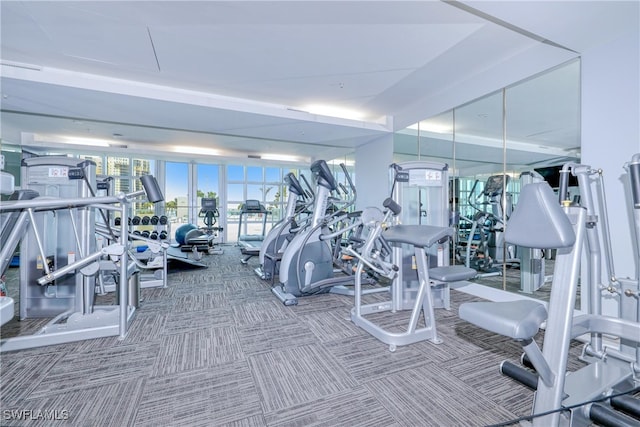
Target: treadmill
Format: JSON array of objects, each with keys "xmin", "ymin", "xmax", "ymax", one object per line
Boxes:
[{"xmin": 237, "ymin": 200, "xmax": 269, "ymax": 263}]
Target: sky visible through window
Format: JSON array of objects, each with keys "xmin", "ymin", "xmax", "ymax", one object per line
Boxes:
[{"xmin": 165, "ymin": 162, "xmax": 188, "ymax": 202}]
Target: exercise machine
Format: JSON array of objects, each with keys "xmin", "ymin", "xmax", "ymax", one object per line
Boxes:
[
  {"xmin": 272, "ymin": 160, "xmax": 359, "ymax": 305},
  {"xmin": 347, "ymin": 162, "xmax": 476, "ymax": 351},
  {"xmin": 94, "ymin": 177, "xmax": 169, "ymax": 291},
  {"xmin": 519, "ymin": 170, "xmax": 553, "ymax": 294},
  {"xmin": 255, "ymin": 172, "xmax": 312, "ymax": 281},
  {"xmin": 0, "ymin": 153, "xmax": 21, "ymax": 325},
  {"xmin": 457, "ymin": 174, "xmax": 518, "ymax": 276},
  {"xmin": 459, "ymin": 172, "xmax": 640, "ymax": 426},
  {"xmin": 0, "ymin": 156, "xmax": 164, "ymax": 351},
  {"xmin": 238, "ymin": 199, "xmax": 269, "ymax": 263},
  {"xmin": 176, "ymin": 198, "xmax": 223, "ymax": 259},
  {"xmin": 388, "ymin": 161, "xmax": 456, "ymax": 307},
  {"xmin": 200, "ymin": 198, "xmax": 223, "ymax": 237},
  {"xmin": 18, "ymin": 157, "xmax": 98, "ymax": 319}
]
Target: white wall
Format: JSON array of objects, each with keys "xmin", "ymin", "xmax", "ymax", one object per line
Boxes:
[
  {"xmin": 580, "ymin": 25, "xmax": 640, "ymax": 313},
  {"xmin": 354, "ymin": 134, "xmax": 394, "ymax": 211}
]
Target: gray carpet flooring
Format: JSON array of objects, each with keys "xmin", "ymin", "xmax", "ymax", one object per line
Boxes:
[{"xmin": 1, "ymin": 246, "xmax": 586, "ymax": 426}]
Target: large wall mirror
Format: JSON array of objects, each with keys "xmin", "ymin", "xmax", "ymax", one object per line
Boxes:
[{"xmin": 394, "ymin": 58, "xmax": 580, "ymax": 302}]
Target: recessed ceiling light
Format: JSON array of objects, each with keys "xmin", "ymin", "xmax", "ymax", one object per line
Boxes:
[{"xmin": 304, "ymin": 104, "xmax": 365, "ymax": 121}]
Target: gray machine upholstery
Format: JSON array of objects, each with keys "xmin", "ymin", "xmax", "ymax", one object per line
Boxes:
[
  {"xmin": 383, "ymin": 225, "xmax": 453, "ymax": 248},
  {"xmin": 504, "ymin": 182, "xmax": 576, "ymax": 250},
  {"xmin": 459, "ymin": 182, "xmax": 576, "ymax": 338},
  {"xmin": 459, "ymin": 300, "xmax": 548, "ymax": 340},
  {"xmin": 457, "ymin": 179, "xmax": 640, "ymax": 426}
]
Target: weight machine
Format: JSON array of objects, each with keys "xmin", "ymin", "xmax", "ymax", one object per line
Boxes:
[
  {"xmin": 458, "ymin": 157, "xmax": 640, "ymax": 426},
  {"xmin": 0, "ymin": 156, "xmax": 164, "ymax": 352},
  {"xmin": 519, "ymin": 170, "xmax": 553, "ymax": 294},
  {"xmin": 347, "ymin": 161, "xmax": 476, "ymax": 351}
]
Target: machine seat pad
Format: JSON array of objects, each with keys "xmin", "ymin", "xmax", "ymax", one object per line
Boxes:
[
  {"xmin": 384, "ymin": 225, "xmax": 453, "ymax": 248},
  {"xmin": 429, "ymin": 265, "xmax": 477, "ymax": 282},
  {"xmin": 459, "ymin": 300, "xmax": 547, "ymax": 340}
]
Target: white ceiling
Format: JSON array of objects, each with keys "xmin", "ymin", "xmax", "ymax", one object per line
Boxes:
[{"xmin": 1, "ymin": 1, "xmax": 637, "ymax": 167}]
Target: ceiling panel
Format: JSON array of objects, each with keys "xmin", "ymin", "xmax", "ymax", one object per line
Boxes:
[{"xmin": 1, "ymin": 1, "xmax": 635, "ymax": 165}]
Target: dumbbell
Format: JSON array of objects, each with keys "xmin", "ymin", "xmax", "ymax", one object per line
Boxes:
[
  {"xmin": 131, "ymin": 216, "xmax": 141, "ymax": 225},
  {"xmin": 128, "ymin": 217, "xmax": 132, "ymax": 226},
  {"xmin": 142, "ymin": 216, "xmax": 150, "ymax": 225},
  {"xmin": 150, "ymin": 215, "xmax": 159, "ymax": 225},
  {"xmin": 159, "ymin": 215, "xmax": 168, "ymax": 225},
  {"xmin": 159, "ymin": 231, "xmax": 167, "ymax": 240},
  {"xmin": 133, "ymin": 230, "xmax": 141, "ymax": 236},
  {"xmin": 150, "ymin": 231, "xmax": 158, "ymax": 240},
  {"xmin": 114, "ymin": 217, "xmax": 121, "ymax": 226},
  {"xmin": 141, "ymin": 230, "xmax": 150, "ymax": 238}
]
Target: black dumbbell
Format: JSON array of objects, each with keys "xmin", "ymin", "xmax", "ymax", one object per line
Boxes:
[
  {"xmin": 141, "ymin": 230, "xmax": 150, "ymax": 238},
  {"xmin": 114, "ymin": 217, "xmax": 121, "ymax": 226},
  {"xmin": 133, "ymin": 230, "xmax": 141, "ymax": 236},
  {"xmin": 128, "ymin": 217, "xmax": 132, "ymax": 226},
  {"xmin": 150, "ymin": 215, "xmax": 159, "ymax": 225},
  {"xmin": 132, "ymin": 216, "xmax": 141, "ymax": 225},
  {"xmin": 159, "ymin": 231, "xmax": 167, "ymax": 240},
  {"xmin": 142, "ymin": 216, "xmax": 150, "ymax": 225},
  {"xmin": 150, "ymin": 231, "xmax": 158, "ymax": 240},
  {"xmin": 159, "ymin": 215, "xmax": 168, "ymax": 225}
]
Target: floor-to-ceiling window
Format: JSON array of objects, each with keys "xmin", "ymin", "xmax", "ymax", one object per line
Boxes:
[
  {"xmin": 226, "ymin": 164, "xmax": 283, "ymax": 243},
  {"xmin": 132, "ymin": 158, "xmax": 154, "ymax": 223},
  {"xmin": 224, "ymin": 164, "xmax": 316, "ymax": 243},
  {"xmin": 196, "ymin": 163, "xmax": 221, "ymax": 232},
  {"xmin": 165, "ymin": 162, "xmax": 189, "ymax": 240},
  {"xmin": 42, "ymin": 150, "xmax": 314, "ymax": 245}
]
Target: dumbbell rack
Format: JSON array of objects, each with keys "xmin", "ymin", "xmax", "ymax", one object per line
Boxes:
[
  {"xmin": 124, "ymin": 214, "xmax": 171, "ymax": 242},
  {"xmin": 117, "ymin": 215, "xmax": 171, "ymax": 289}
]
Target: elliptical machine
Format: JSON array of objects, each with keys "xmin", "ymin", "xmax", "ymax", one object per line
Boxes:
[
  {"xmin": 272, "ymin": 160, "xmax": 356, "ymax": 305},
  {"xmin": 179, "ymin": 197, "xmax": 223, "ymax": 258},
  {"xmin": 458, "ymin": 174, "xmax": 517, "ymax": 276},
  {"xmin": 254, "ymin": 172, "xmax": 312, "ymax": 281}
]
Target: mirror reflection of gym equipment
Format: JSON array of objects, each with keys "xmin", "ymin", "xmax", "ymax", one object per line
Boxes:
[{"xmin": 456, "ymin": 174, "xmax": 518, "ymax": 277}]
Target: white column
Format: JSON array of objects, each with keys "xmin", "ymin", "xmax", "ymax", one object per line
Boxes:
[
  {"xmin": 580, "ymin": 26, "xmax": 640, "ymax": 315},
  {"xmin": 354, "ymin": 134, "xmax": 394, "ymax": 211}
]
